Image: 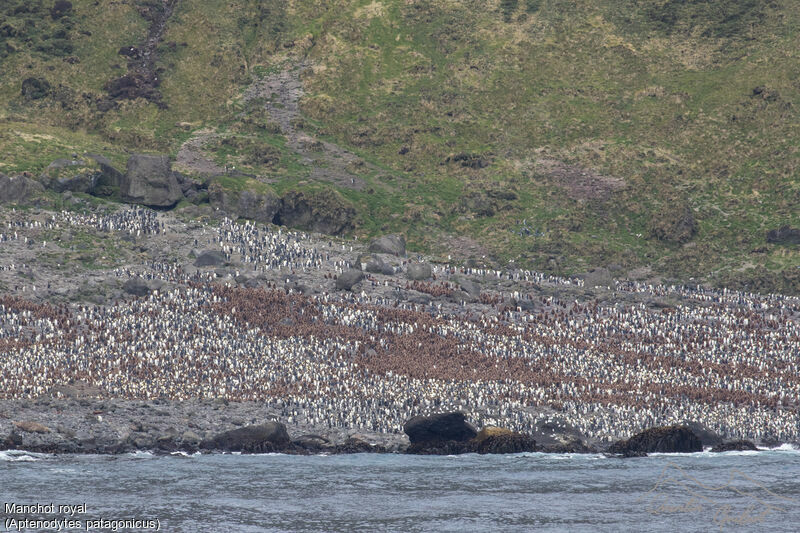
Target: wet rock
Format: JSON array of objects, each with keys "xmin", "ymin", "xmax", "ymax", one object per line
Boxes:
[
  {"xmin": 334, "ymin": 436, "xmax": 383, "ymax": 454},
  {"xmin": 369, "ymin": 234, "xmax": 406, "ymax": 256},
  {"xmin": 200, "ymin": 421, "xmax": 290, "ymax": 453},
  {"xmin": 682, "ymin": 421, "xmax": 723, "ymax": 447},
  {"xmin": 711, "ymin": 440, "xmax": 758, "ymax": 452},
  {"xmin": 403, "ymin": 412, "xmax": 477, "ymax": 445},
  {"xmin": 335, "ymin": 269, "xmax": 364, "ymax": 291},
  {"xmin": 406, "ymin": 262, "xmax": 432, "ymax": 281},
  {"xmin": 608, "ymin": 425, "xmax": 702, "ymax": 455},
  {"xmin": 293, "ymin": 434, "xmax": 332, "ymax": 452},
  {"xmin": 471, "ymin": 431, "xmax": 537, "ymax": 454},
  {"xmin": 2, "ymin": 431, "xmax": 23, "ymax": 449},
  {"xmin": 120, "ymin": 154, "xmax": 183, "ymax": 208}
]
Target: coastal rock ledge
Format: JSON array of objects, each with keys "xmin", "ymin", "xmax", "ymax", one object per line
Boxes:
[
  {"xmin": 403, "ymin": 412, "xmax": 540, "ymax": 455},
  {"xmin": 608, "ymin": 425, "xmax": 703, "ymax": 456},
  {"xmin": 200, "ymin": 422, "xmax": 290, "ymax": 453}
]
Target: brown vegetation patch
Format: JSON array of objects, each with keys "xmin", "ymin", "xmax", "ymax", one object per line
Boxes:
[{"xmin": 535, "ymin": 159, "xmax": 625, "ymax": 201}]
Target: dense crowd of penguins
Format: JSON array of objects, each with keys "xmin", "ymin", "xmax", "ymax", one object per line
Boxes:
[{"xmin": 1, "ymin": 206, "xmax": 799, "ymax": 443}]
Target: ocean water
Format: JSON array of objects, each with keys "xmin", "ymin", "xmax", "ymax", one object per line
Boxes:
[{"xmin": 2, "ymin": 448, "xmax": 799, "ymax": 532}]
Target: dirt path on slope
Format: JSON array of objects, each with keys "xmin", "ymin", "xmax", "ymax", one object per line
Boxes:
[{"xmin": 243, "ymin": 63, "xmax": 372, "ymax": 190}]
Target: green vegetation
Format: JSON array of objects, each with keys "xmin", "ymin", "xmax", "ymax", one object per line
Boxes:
[{"xmin": 1, "ymin": 0, "xmax": 798, "ymax": 292}]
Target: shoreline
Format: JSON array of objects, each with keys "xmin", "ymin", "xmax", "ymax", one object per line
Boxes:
[{"xmin": 2, "ymin": 398, "xmax": 796, "ymax": 458}]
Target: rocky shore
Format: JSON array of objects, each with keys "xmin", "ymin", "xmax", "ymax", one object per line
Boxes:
[{"xmin": 1, "ymin": 398, "xmax": 778, "ymax": 458}]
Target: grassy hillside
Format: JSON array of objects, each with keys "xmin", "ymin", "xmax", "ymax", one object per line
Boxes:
[{"xmin": 1, "ymin": 0, "xmax": 798, "ymax": 292}]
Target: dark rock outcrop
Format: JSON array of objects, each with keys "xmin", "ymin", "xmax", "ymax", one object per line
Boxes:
[
  {"xmin": 403, "ymin": 412, "xmax": 477, "ymax": 445},
  {"xmin": 194, "ymin": 250, "xmax": 227, "ymax": 267},
  {"xmin": 208, "ymin": 182, "xmax": 280, "ymax": 224},
  {"xmin": 123, "ymin": 276, "xmax": 153, "ymax": 297},
  {"xmin": 406, "ymin": 262, "xmax": 432, "ymax": 281},
  {"xmin": 87, "ymin": 154, "xmax": 124, "ymax": 188},
  {"xmin": 766, "ymin": 226, "xmax": 800, "ymax": 245},
  {"xmin": 39, "ymin": 159, "xmax": 102, "ymax": 194},
  {"xmin": 120, "ymin": 154, "xmax": 183, "ymax": 208},
  {"xmin": 369, "ymin": 234, "xmax": 406, "ymax": 256},
  {"xmin": 0, "ymin": 173, "xmax": 44, "ymax": 203},
  {"xmin": 711, "ymin": 440, "xmax": 758, "ymax": 452},
  {"xmin": 275, "ymin": 189, "xmax": 355, "ymax": 235},
  {"xmin": 471, "ymin": 431, "xmax": 537, "ymax": 454},
  {"xmin": 335, "ymin": 269, "xmax": 364, "ymax": 291},
  {"xmin": 21, "ymin": 77, "xmax": 51, "ymax": 100},
  {"xmin": 334, "ymin": 436, "xmax": 384, "ymax": 454},
  {"xmin": 682, "ymin": 421, "xmax": 723, "ymax": 448},
  {"xmin": 608, "ymin": 425, "xmax": 702, "ymax": 455},
  {"xmin": 200, "ymin": 421, "xmax": 290, "ymax": 453}
]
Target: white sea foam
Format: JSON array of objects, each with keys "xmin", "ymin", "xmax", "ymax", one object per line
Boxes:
[{"xmin": 0, "ymin": 450, "xmax": 50, "ymax": 462}]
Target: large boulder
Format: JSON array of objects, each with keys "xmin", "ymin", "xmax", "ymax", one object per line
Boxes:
[
  {"xmin": 0, "ymin": 174, "xmax": 44, "ymax": 203},
  {"xmin": 711, "ymin": 440, "xmax": 758, "ymax": 453},
  {"xmin": 87, "ymin": 154, "xmax": 124, "ymax": 188},
  {"xmin": 406, "ymin": 262, "xmax": 432, "ymax": 281},
  {"xmin": 123, "ymin": 276, "xmax": 152, "ymax": 297},
  {"xmin": 403, "ymin": 412, "xmax": 477, "ymax": 445},
  {"xmin": 120, "ymin": 154, "xmax": 183, "ymax": 208},
  {"xmin": 608, "ymin": 425, "xmax": 702, "ymax": 455},
  {"xmin": 200, "ymin": 421, "xmax": 290, "ymax": 453},
  {"xmin": 766, "ymin": 225, "xmax": 800, "ymax": 245},
  {"xmin": 470, "ymin": 431, "xmax": 538, "ymax": 454},
  {"xmin": 194, "ymin": 250, "xmax": 227, "ymax": 267},
  {"xmin": 369, "ymin": 234, "xmax": 406, "ymax": 256},
  {"xmin": 335, "ymin": 269, "xmax": 364, "ymax": 291},
  {"xmin": 682, "ymin": 421, "xmax": 723, "ymax": 447},
  {"xmin": 275, "ymin": 189, "xmax": 355, "ymax": 235},
  {"xmin": 355, "ymin": 253, "xmax": 388, "ymax": 274}
]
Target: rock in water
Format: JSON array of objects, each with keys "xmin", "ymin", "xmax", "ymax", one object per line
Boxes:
[
  {"xmin": 711, "ymin": 440, "xmax": 758, "ymax": 452},
  {"xmin": 681, "ymin": 421, "xmax": 723, "ymax": 447},
  {"xmin": 335, "ymin": 269, "xmax": 364, "ymax": 291},
  {"xmin": 406, "ymin": 262, "xmax": 432, "ymax": 281},
  {"xmin": 194, "ymin": 250, "xmax": 227, "ymax": 267},
  {"xmin": 369, "ymin": 234, "xmax": 406, "ymax": 256},
  {"xmin": 403, "ymin": 412, "xmax": 477, "ymax": 444},
  {"xmin": 608, "ymin": 425, "xmax": 702, "ymax": 455},
  {"xmin": 471, "ymin": 432, "xmax": 537, "ymax": 454},
  {"xmin": 200, "ymin": 422, "xmax": 290, "ymax": 453},
  {"xmin": 0, "ymin": 173, "xmax": 44, "ymax": 204},
  {"xmin": 120, "ymin": 154, "xmax": 183, "ymax": 208}
]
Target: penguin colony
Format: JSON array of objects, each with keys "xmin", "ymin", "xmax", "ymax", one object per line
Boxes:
[{"xmin": 1, "ymin": 206, "xmax": 799, "ymax": 443}]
